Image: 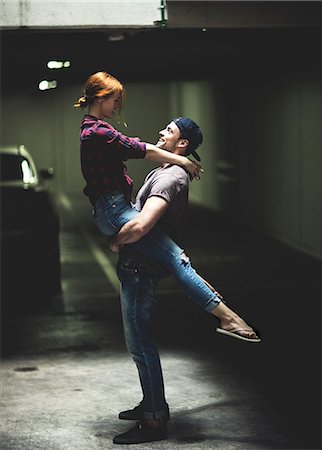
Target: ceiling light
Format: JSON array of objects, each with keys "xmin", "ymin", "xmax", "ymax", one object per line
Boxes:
[
  {"xmin": 108, "ymin": 33, "xmax": 125, "ymax": 42},
  {"xmin": 47, "ymin": 60, "xmax": 71, "ymax": 69},
  {"xmin": 38, "ymin": 80, "xmax": 57, "ymax": 91}
]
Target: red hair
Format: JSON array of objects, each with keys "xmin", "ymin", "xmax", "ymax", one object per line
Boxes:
[{"xmin": 74, "ymin": 71, "xmax": 124, "ymax": 109}]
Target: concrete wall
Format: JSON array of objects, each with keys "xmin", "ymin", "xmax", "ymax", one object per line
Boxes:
[
  {"xmin": 167, "ymin": 1, "xmax": 321, "ymax": 28},
  {"xmin": 0, "ymin": 0, "xmax": 162, "ymax": 28},
  {"xmin": 1, "ymin": 1, "xmax": 319, "ymax": 30},
  {"xmin": 168, "ymin": 81, "xmax": 219, "ymax": 208},
  {"xmin": 237, "ymin": 66, "xmax": 321, "ymax": 258}
]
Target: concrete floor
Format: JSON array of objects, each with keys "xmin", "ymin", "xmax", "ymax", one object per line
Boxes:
[{"xmin": 0, "ymin": 194, "xmax": 320, "ymax": 449}]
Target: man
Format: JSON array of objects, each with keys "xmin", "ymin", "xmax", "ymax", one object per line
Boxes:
[{"xmin": 110, "ymin": 118, "xmax": 260, "ymax": 445}]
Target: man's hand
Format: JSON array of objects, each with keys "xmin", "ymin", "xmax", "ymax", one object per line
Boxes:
[{"xmin": 107, "ymin": 196, "xmax": 169, "ymax": 253}]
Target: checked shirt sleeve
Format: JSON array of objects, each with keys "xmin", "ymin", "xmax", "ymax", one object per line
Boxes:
[{"xmin": 94, "ymin": 122, "xmax": 146, "ymax": 160}]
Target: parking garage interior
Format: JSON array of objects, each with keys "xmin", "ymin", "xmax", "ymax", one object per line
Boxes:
[{"xmin": 0, "ymin": 1, "xmax": 321, "ymax": 449}]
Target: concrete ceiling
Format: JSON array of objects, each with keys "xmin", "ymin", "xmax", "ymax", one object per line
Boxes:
[{"xmin": 1, "ymin": 1, "xmax": 320, "ymax": 93}]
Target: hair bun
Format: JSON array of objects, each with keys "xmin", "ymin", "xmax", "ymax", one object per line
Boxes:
[{"xmin": 74, "ymin": 95, "xmax": 87, "ymax": 108}]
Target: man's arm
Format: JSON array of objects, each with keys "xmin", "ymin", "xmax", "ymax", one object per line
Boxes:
[{"xmin": 109, "ymin": 196, "xmax": 168, "ymax": 252}]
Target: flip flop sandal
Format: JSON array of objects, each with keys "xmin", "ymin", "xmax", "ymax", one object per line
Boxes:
[{"xmin": 216, "ymin": 327, "xmax": 261, "ymax": 343}]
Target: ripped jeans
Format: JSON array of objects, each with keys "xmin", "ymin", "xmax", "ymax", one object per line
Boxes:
[
  {"xmin": 93, "ymin": 191, "xmax": 221, "ymax": 418},
  {"xmin": 117, "ymin": 252, "xmax": 169, "ymax": 419},
  {"xmin": 93, "ymin": 191, "xmax": 221, "ymax": 312}
]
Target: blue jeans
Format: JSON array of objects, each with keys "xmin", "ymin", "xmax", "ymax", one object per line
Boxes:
[
  {"xmin": 93, "ymin": 191, "xmax": 221, "ymax": 419},
  {"xmin": 93, "ymin": 191, "xmax": 220, "ymax": 312},
  {"xmin": 117, "ymin": 254, "xmax": 168, "ymax": 419}
]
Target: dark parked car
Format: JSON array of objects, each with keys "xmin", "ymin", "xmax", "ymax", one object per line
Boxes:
[{"xmin": 0, "ymin": 145, "xmax": 61, "ymax": 308}]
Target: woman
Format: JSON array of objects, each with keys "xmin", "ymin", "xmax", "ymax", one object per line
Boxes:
[{"xmin": 75, "ymin": 71, "xmax": 260, "ymax": 343}]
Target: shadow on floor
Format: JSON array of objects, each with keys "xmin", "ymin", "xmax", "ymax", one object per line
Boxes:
[{"xmin": 1, "ymin": 203, "xmax": 320, "ymax": 449}]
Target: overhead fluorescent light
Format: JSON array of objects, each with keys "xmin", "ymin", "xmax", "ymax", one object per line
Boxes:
[
  {"xmin": 47, "ymin": 60, "xmax": 71, "ymax": 69},
  {"xmin": 38, "ymin": 80, "xmax": 57, "ymax": 91}
]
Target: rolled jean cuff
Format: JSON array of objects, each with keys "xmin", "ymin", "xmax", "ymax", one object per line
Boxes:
[
  {"xmin": 205, "ymin": 294, "xmax": 222, "ymax": 313},
  {"xmin": 143, "ymin": 409, "xmax": 169, "ymax": 420}
]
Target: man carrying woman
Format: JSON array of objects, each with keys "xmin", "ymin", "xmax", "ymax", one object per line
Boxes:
[{"xmin": 75, "ymin": 71, "xmax": 261, "ymax": 445}]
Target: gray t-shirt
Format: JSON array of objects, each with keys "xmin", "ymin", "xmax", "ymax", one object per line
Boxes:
[{"xmin": 134, "ymin": 164, "xmax": 189, "ymax": 236}]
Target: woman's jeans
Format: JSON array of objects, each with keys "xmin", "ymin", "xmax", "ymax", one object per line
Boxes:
[
  {"xmin": 93, "ymin": 191, "xmax": 220, "ymax": 312},
  {"xmin": 93, "ymin": 191, "xmax": 221, "ymax": 418}
]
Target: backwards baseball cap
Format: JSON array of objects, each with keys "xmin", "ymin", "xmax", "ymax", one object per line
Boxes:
[{"xmin": 173, "ymin": 117, "xmax": 203, "ymax": 162}]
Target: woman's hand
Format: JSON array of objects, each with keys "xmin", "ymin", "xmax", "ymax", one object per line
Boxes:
[
  {"xmin": 109, "ymin": 236, "xmax": 122, "ymax": 253},
  {"xmin": 145, "ymin": 145, "xmax": 204, "ymax": 180},
  {"xmin": 184, "ymin": 158, "xmax": 204, "ymax": 181}
]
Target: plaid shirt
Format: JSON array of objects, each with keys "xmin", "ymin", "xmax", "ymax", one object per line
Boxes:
[{"xmin": 80, "ymin": 115, "xmax": 146, "ymax": 204}]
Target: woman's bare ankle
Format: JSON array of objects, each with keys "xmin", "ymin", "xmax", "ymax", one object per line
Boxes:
[{"xmin": 211, "ymin": 304, "xmax": 252, "ymax": 330}]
